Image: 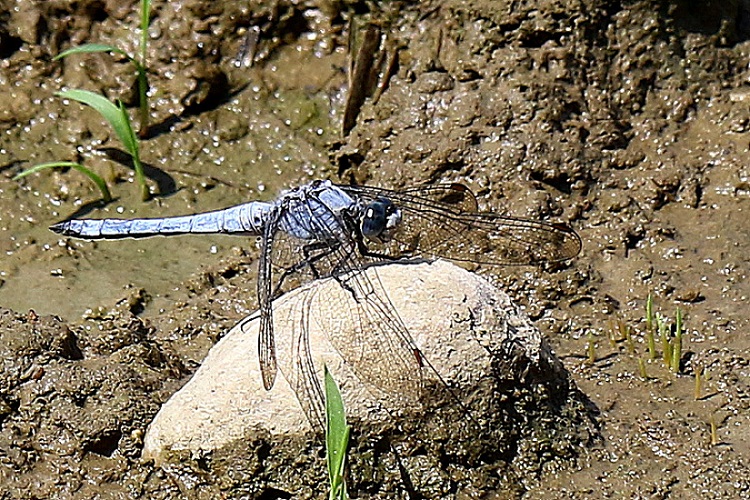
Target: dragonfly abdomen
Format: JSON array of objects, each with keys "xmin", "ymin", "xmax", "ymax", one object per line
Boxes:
[{"xmin": 50, "ymin": 202, "xmax": 273, "ymax": 239}]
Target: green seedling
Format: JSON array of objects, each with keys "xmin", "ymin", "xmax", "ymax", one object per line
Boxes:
[
  {"xmin": 605, "ymin": 296, "xmax": 690, "ymax": 381},
  {"xmin": 13, "ymin": 161, "xmax": 112, "ymax": 203},
  {"xmin": 324, "ymin": 366, "xmax": 350, "ymax": 500},
  {"xmin": 620, "ymin": 320, "xmax": 635, "ymax": 355},
  {"xmin": 658, "ymin": 314, "xmax": 672, "ymax": 368},
  {"xmin": 638, "ymin": 357, "xmax": 648, "ymax": 380},
  {"xmin": 57, "ymin": 88, "xmax": 149, "ymax": 200},
  {"xmin": 607, "ymin": 320, "xmax": 618, "ymax": 348},
  {"xmin": 586, "ymin": 329, "xmax": 596, "ymax": 365},
  {"xmin": 54, "ymin": 0, "xmax": 151, "ymax": 137},
  {"xmin": 709, "ymin": 413, "xmax": 719, "ymax": 445},
  {"xmin": 648, "ymin": 302, "xmax": 684, "ymax": 373},
  {"xmin": 670, "ymin": 307, "xmax": 683, "ymax": 373}
]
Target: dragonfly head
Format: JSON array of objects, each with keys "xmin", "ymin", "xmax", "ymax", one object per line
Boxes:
[{"xmin": 361, "ymin": 197, "xmax": 402, "ymax": 243}]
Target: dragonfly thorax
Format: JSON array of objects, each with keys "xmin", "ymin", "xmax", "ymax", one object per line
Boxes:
[{"xmin": 361, "ymin": 197, "xmax": 402, "ymax": 243}]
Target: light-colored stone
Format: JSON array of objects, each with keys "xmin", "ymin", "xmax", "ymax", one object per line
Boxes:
[{"xmin": 142, "ymin": 260, "xmax": 555, "ymax": 462}]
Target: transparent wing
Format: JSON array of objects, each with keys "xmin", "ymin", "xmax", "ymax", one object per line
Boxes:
[
  {"xmin": 316, "ymin": 265, "xmax": 423, "ymax": 403},
  {"xmin": 277, "ymin": 272, "xmax": 425, "ymax": 433},
  {"xmin": 276, "ymin": 285, "xmax": 327, "ymax": 432},
  {"xmin": 267, "ymin": 194, "xmax": 423, "ymax": 429},
  {"xmin": 258, "ymin": 210, "xmax": 280, "ymax": 391},
  {"xmin": 338, "ymin": 183, "xmax": 582, "ymax": 265}
]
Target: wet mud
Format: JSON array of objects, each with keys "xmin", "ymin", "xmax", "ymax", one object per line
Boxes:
[{"xmin": 1, "ymin": 0, "xmax": 749, "ymax": 498}]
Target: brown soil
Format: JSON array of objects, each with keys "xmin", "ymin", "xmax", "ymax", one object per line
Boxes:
[{"xmin": 0, "ymin": 0, "xmax": 748, "ymax": 498}]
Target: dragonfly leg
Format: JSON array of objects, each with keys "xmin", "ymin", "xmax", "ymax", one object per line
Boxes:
[{"xmin": 271, "ymin": 240, "xmax": 342, "ymax": 298}]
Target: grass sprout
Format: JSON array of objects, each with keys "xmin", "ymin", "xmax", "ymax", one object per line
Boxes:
[
  {"xmin": 671, "ymin": 308, "xmax": 683, "ymax": 373},
  {"xmin": 324, "ymin": 366, "xmax": 350, "ymax": 500},
  {"xmin": 57, "ymin": 89, "xmax": 149, "ymax": 200},
  {"xmin": 586, "ymin": 329, "xmax": 596, "ymax": 365},
  {"xmin": 653, "ymin": 308, "xmax": 684, "ymax": 373},
  {"xmin": 605, "ymin": 295, "xmax": 691, "ymax": 380},
  {"xmin": 607, "ymin": 319, "xmax": 618, "ymax": 348},
  {"xmin": 657, "ymin": 314, "xmax": 671, "ymax": 368},
  {"xmin": 710, "ymin": 413, "xmax": 719, "ymax": 445},
  {"xmin": 638, "ymin": 357, "xmax": 648, "ymax": 380},
  {"xmin": 54, "ymin": 0, "xmax": 151, "ymax": 137},
  {"xmin": 620, "ymin": 320, "xmax": 635, "ymax": 354},
  {"xmin": 13, "ymin": 161, "xmax": 112, "ymax": 203}
]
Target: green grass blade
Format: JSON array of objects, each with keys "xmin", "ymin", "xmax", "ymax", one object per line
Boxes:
[
  {"xmin": 137, "ymin": 0, "xmax": 151, "ymax": 137},
  {"xmin": 671, "ymin": 308, "xmax": 683, "ymax": 373},
  {"xmin": 57, "ymin": 89, "xmax": 135, "ymax": 156},
  {"xmin": 658, "ymin": 315, "xmax": 671, "ymax": 368},
  {"xmin": 324, "ymin": 366, "xmax": 350, "ymax": 500},
  {"xmin": 645, "ymin": 293, "xmax": 657, "ymax": 359},
  {"xmin": 53, "ymin": 43, "xmax": 132, "ymax": 62},
  {"xmin": 135, "ymin": 62, "xmax": 149, "ymax": 137},
  {"xmin": 115, "ymin": 99, "xmax": 139, "ymax": 158},
  {"xmin": 14, "ymin": 162, "xmax": 112, "ymax": 202},
  {"xmin": 117, "ymin": 100, "xmax": 149, "ymax": 200},
  {"xmin": 140, "ymin": 0, "xmax": 151, "ymax": 62},
  {"xmin": 57, "ymin": 90, "xmax": 149, "ymax": 200}
]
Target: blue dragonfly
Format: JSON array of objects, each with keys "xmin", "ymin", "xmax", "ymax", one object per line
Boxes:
[{"xmin": 52, "ymin": 180, "xmax": 581, "ymax": 427}]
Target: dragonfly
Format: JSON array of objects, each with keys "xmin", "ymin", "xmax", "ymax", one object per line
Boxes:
[{"xmin": 51, "ymin": 180, "xmax": 581, "ymax": 428}]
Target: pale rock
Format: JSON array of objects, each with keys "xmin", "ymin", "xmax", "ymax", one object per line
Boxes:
[{"xmin": 143, "ymin": 260, "xmax": 573, "ymax": 466}]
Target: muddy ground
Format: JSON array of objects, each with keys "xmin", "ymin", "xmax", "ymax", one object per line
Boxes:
[{"xmin": 1, "ymin": 0, "xmax": 749, "ymax": 498}]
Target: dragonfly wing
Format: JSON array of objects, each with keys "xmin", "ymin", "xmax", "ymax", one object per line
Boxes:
[
  {"xmin": 276, "ymin": 285, "xmax": 327, "ymax": 432},
  {"xmin": 300, "ymin": 205, "xmax": 423, "ymax": 406},
  {"xmin": 316, "ymin": 266, "xmax": 424, "ymax": 407},
  {"xmin": 258, "ymin": 212, "xmax": 279, "ymax": 391},
  {"xmin": 339, "ymin": 184, "xmax": 581, "ymax": 264},
  {"xmin": 269, "ymin": 192, "xmax": 423, "ymax": 417}
]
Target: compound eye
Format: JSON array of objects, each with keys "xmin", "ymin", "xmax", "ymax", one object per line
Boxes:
[
  {"xmin": 361, "ymin": 200, "xmax": 389, "ymax": 239},
  {"xmin": 361, "ymin": 197, "xmax": 401, "ymax": 243}
]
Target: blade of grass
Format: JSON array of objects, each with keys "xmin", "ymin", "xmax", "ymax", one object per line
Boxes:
[
  {"xmin": 53, "ymin": 43, "xmax": 131, "ymax": 61},
  {"xmin": 140, "ymin": 0, "xmax": 151, "ymax": 64},
  {"xmin": 57, "ymin": 89, "xmax": 149, "ymax": 200},
  {"xmin": 54, "ymin": 34, "xmax": 150, "ymax": 137},
  {"xmin": 324, "ymin": 366, "xmax": 350, "ymax": 500},
  {"xmin": 671, "ymin": 308, "xmax": 683, "ymax": 373},
  {"xmin": 586, "ymin": 329, "xmax": 596, "ymax": 365},
  {"xmin": 54, "ymin": 42, "xmax": 145, "ymax": 82},
  {"xmin": 658, "ymin": 314, "xmax": 671, "ymax": 368},
  {"xmin": 58, "ymin": 89, "xmax": 133, "ymax": 152},
  {"xmin": 117, "ymin": 100, "xmax": 149, "ymax": 200},
  {"xmin": 138, "ymin": 0, "xmax": 152, "ymax": 137},
  {"xmin": 14, "ymin": 162, "xmax": 112, "ymax": 202},
  {"xmin": 694, "ymin": 364, "xmax": 702, "ymax": 400},
  {"xmin": 607, "ymin": 319, "xmax": 618, "ymax": 348},
  {"xmin": 710, "ymin": 413, "xmax": 719, "ymax": 445},
  {"xmin": 638, "ymin": 357, "xmax": 648, "ymax": 380},
  {"xmin": 620, "ymin": 320, "xmax": 635, "ymax": 354}
]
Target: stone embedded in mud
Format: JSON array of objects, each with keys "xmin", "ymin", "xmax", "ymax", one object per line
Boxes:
[{"xmin": 143, "ymin": 260, "xmax": 596, "ymax": 495}]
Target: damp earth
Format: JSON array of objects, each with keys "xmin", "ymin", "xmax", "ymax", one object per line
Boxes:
[{"xmin": 1, "ymin": 0, "xmax": 749, "ymax": 498}]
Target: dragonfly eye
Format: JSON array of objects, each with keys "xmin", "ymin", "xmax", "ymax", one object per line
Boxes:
[{"xmin": 361, "ymin": 198, "xmax": 402, "ymax": 242}]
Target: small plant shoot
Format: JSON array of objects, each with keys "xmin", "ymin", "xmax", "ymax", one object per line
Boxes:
[
  {"xmin": 324, "ymin": 366, "xmax": 350, "ymax": 500},
  {"xmin": 54, "ymin": 0, "xmax": 151, "ymax": 137},
  {"xmin": 13, "ymin": 161, "xmax": 112, "ymax": 203},
  {"xmin": 57, "ymin": 89, "xmax": 149, "ymax": 200}
]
